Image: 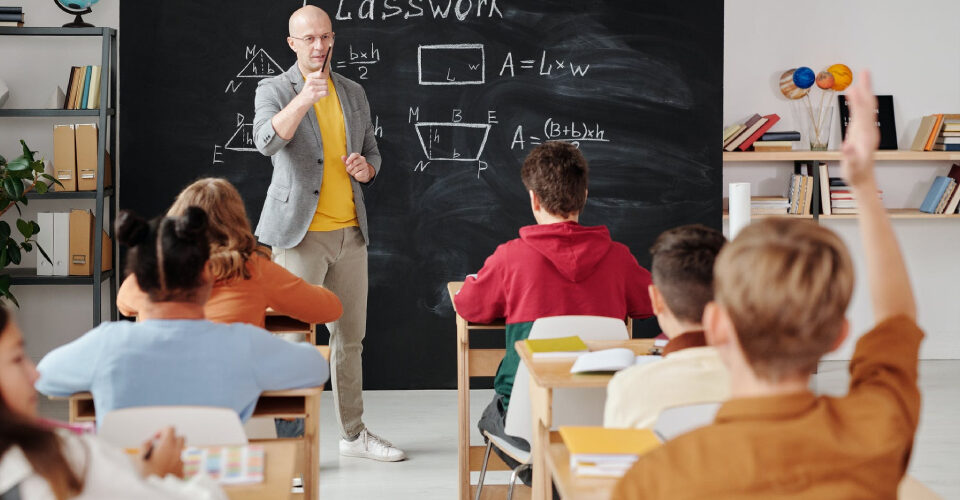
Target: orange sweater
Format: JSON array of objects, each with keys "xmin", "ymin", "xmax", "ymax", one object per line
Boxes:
[
  {"xmin": 613, "ymin": 315, "xmax": 923, "ymax": 500},
  {"xmin": 117, "ymin": 253, "xmax": 342, "ymax": 328}
]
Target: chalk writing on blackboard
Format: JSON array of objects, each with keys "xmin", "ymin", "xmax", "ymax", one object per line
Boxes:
[
  {"xmin": 510, "ymin": 119, "xmax": 608, "ymax": 150},
  {"xmin": 499, "ymin": 51, "xmax": 590, "ymax": 78},
  {"xmin": 334, "ymin": 42, "xmax": 381, "ymax": 80},
  {"xmin": 334, "ymin": 0, "xmax": 503, "ymax": 21},
  {"xmin": 237, "ymin": 46, "xmax": 283, "ymax": 78},
  {"xmin": 225, "ymin": 113, "xmax": 257, "ymax": 152},
  {"xmin": 418, "ymin": 44, "xmax": 485, "ymax": 86}
]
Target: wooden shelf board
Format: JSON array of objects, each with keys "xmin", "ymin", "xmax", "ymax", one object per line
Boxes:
[
  {"xmin": 723, "ymin": 150, "xmax": 960, "ymax": 162},
  {"xmin": 722, "ymin": 212, "xmax": 814, "ymax": 220},
  {"xmin": 821, "ymin": 209, "xmax": 960, "ymax": 219}
]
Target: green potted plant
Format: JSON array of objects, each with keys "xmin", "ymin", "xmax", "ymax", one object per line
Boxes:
[{"xmin": 0, "ymin": 140, "xmax": 63, "ymax": 305}]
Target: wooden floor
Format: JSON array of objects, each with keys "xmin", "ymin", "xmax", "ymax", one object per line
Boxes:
[{"xmin": 38, "ymin": 360, "xmax": 960, "ymax": 499}]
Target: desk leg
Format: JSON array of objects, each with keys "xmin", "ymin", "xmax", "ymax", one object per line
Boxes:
[
  {"xmin": 304, "ymin": 392, "xmax": 320, "ymax": 500},
  {"xmin": 530, "ymin": 381, "xmax": 552, "ymax": 500},
  {"xmin": 457, "ymin": 316, "xmax": 470, "ymax": 500}
]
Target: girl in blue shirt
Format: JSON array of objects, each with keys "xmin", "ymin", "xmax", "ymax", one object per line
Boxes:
[{"xmin": 35, "ymin": 207, "xmax": 329, "ymax": 427}]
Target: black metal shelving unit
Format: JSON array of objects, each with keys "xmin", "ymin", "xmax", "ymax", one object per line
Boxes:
[{"xmin": 0, "ymin": 27, "xmax": 118, "ymax": 326}]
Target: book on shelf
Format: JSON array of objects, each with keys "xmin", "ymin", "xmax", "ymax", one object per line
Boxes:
[
  {"xmin": 760, "ymin": 131, "xmax": 801, "ymax": 142},
  {"xmin": 737, "ymin": 114, "xmax": 780, "ymax": 151},
  {"xmin": 724, "ymin": 114, "xmax": 763, "ymax": 151},
  {"xmin": 752, "ymin": 140, "xmax": 792, "ymax": 152},
  {"xmin": 72, "ymin": 66, "xmax": 86, "ymax": 110},
  {"xmin": 935, "ymin": 179, "xmax": 956, "ymax": 214},
  {"xmin": 0, "ymin": 12, "xmax": 23, "ymax": 22},
  {"xmin": 86, "ymin": 66, "xmax": 101, "ymax": 109},
  {"xmin": 803, "ymin": 175, "xmax": 813, "ymax": 215},
  {"xmin": 943, "ymin": 165, "xmax": 960, "ymax": 214},
  {"xmin": 911, "ymin": 115, "xmax": 939, "ymax": 151},
  {"xmin": 920, "ymin": 176, "xmax": 953, "ymax": 214},
  {"xmin": 932, "ymin": 144, "xmax": 960, "ymax": 151},
  {"xmin": 819, "ymin": 163, "xmax": 831, "ymax": 215},
  {"xmin": 0, "ymin": 7, "xmax": 23, "ymax": 13},
  {"xmin": 559, "ymin": 426, "xmax": 661, "ymax": 478},
  {"xmin": 722, "ymin": 124, "xmax": 744, "ymax": 145},
  {"xmin": 0, "ymin": 21, "xmax": 24, "ymax": 27},
  {"xmin": 839, "ymin": 95, "xmax": 898, "ymax": 150},
  {"xmin": 80, "ymin": 65, "xmax": 92, "ymax": 110}
]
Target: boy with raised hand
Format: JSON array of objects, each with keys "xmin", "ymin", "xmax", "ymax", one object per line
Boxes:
[
  {"xmin": 454, "ymin": 142, "xmax": 653, "ymax": 478},
  {"xmin": 614, "ymin": 71, "xmax": 923, "ymax": 498},
  {"xmin": 604, "ymin": 224, "xmax": 729, "ymax": 430}
]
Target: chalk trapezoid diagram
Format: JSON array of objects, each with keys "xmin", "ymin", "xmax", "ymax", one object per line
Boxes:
[
  {"xmin": 414, "ymin": 122, "xmax": 491, "ymax": 161},
  {"xmin": 237, "ymin": 49, "xmax": 283, "ymax": 79},
  {"xmin": 225, "ymin": 123, "xmax": 257, "ymax": 152}
]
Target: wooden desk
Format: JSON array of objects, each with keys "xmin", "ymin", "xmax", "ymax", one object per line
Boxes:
[
  {"xmin": 62, "ymin": 387, "xmax": 322, "ymax": 499},
  {"xmin": 546, "ymin": 443, "xmax": 617, "ymax": 500},
  {"xmin": 222, "ymin": 441, "xmax": 297, "ymax": 500},
  {"xmin": 265, "ymin": 308, "xmax": 316, "ymax": 345},
  {"xmin": 517, "ymin": 338, "xmax": 655, "ymax": 500}
]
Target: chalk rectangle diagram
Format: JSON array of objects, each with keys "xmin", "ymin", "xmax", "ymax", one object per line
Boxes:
[
  {"xmin": 415, "ymin": 122, "xmax": 491, "ymax": 161},
  {"xmin": 418, "ymin": 44, "xmax": 485, "ymax": 85}
]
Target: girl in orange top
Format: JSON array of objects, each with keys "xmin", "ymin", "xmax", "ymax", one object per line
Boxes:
[{"xmin": 117, "ymin": 178, "xmax": 342, "ymax": 327}]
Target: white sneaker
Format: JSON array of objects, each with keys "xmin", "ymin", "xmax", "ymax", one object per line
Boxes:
[{"xmin": 339, "ymin": 428, "xmax": 407, "ymax": 462}]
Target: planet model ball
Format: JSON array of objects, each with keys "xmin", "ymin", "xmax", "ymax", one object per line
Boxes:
[
  {"xmin": 816, "ymin": 71, "xmax": 835, "ymax": 89},
  {"xmin": 828, "ymin": 64, "xmax": 853, "ymax": 91},
  {"xmin": 779, "ymin": 69, "xmax": 809, "ymax": 99},
  {"xmin": 792, "ymin": 66, "xmax": 816, "ymax": 89}
]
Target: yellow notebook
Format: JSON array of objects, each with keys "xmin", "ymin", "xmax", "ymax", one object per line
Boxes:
[
  {"xmin": 560, "ymin": 426, "xmax": 661, "ymax": 477},
  {"xmin": 523, "ymin": 336, "xmax": 588, "ymax": 358}
]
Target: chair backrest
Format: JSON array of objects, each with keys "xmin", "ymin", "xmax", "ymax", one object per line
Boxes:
[
  {"xmin": 652, "ymin": 402, "xmax": 721, "ymax": 441},
  {"xmin": 99, "ymin": 406, "xmax": 248, "ymax": 448},
  {"xmin": 504, "ymin": 315, "xmax": 630, "ymax": 442}
]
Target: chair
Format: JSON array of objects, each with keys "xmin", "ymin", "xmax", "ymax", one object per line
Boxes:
[
  {"xmin": 652, "ymin": 402, "xmax": 722, "ymax": 441},
  {"xmin": 98, "ymin": 406, "xmax": 248, "ymax": 448},
  {"xmin": 477, "ymin": 315, "xmax": 629, "ymax": 499}
]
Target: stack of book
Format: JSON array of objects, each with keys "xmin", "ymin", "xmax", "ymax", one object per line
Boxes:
[
  {"xmin": 0, "ymin": 6, "xmax": 24, "ymax": 27},
  {"xmin": 829, "ymin": 178, "xmax": 885, "ymax": 215},
  {"xmin": 722, "ymin": 113, "xmax": 781, "ymax": 152},
  {"xmin": 750, "ymin": 196, "xmax": 790, "ymax": 215},
  {"xmin": 752, "ymin": 131, "xmax": 801, "ymax": 152},
  {"xmin": 63, "ymin": 66, "xmax": 102, "ymax": 110},
  {"xmin": 919, "ymin": 165, "xmax": 960, "ymax": 214},
  {"xmin": 558, "ymin": 426, "xmax": 661, "ymax": 478},
  {"xmin": 910, "ymin": 114, "xmax": 960, "ymax": 151}
]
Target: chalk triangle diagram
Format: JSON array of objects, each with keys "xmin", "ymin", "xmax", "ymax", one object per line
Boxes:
[
  {"xmin": 237, "ymin": 49, "xmax": 283, "ymax": 78},
  {"xmin": 225, "ymin": 123, "xmax": 257, "ymax": 151}
]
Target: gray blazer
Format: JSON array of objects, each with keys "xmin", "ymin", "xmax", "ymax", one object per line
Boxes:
[{"xmin": 252, "ymin": 64, "xmax": 381, "ymax": 248}]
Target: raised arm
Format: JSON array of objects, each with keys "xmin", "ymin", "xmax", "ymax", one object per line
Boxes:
[{"xmin": 840, "ymin": 71, "xmax": 916, "ymax": 323}]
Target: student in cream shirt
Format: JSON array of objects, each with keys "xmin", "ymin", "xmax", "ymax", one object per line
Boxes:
[{"xmin": 604, "ymin": 225, "xmax": 730, "ymax": 429}]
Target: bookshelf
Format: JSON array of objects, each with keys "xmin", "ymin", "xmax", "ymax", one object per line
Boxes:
[
  {"xmin": 723, "ymin": 150, "xmax": 960, "ymax": 221},
  {"xmin": 0, "ymin": 27, "xmax": 118, "ymax": 326}
]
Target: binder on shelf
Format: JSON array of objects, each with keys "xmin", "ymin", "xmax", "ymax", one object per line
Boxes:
[
  {"xmin": 75, "ymin": 123, "xmax": 112, "ymax": 191},
  {"xmin": 52, "ymin": 212, "xmax": 70, "ymax": 276},
  {"xmin": 68, "ymin": 209, "xmax": 112, "ymax": 276},
  {"xmin": 53, "ymin": 124, "xmax": 77, "ymax": 191},
  {"xmin": 37, "ymin": 213, "xmax": 54, "ymax": 276}
]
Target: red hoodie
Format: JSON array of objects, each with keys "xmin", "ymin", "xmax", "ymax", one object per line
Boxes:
[{"xmin": 454, "ymin": 221, "xmax": 653, "ymax": 407}]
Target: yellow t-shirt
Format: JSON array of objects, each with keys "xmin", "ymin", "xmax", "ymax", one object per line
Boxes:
[{"xmin": 308, "ymin": 78, "xmax": 358, "ymax": 232}]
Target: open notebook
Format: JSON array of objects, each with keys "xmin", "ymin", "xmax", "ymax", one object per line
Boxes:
[{"xmin": 182, "ymin": 445, "xmax": 265, "ymax": 485}]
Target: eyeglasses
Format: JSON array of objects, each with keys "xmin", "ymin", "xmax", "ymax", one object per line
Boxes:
[{"xmin": 290, "ymin": 32, "xmax": 336, "ymax": 46}]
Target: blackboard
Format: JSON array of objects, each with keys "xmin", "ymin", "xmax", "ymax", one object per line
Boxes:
[{"xmin": 120, "ymin": 0, "xmax": 723, "ymax": 389}]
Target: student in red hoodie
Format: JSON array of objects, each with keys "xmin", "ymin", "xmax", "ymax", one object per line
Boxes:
[{"xmin": 454, "ymin": 142, "xmax": 653, "ymax": 479}]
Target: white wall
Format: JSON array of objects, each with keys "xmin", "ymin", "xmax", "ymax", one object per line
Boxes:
[
  {"xmin": 724, "ymin": 0, "xmax": 960, "ymax": 359},
  {"xmin": 0, "ymin": 1, "xmax": 118, "ymax": 362}
]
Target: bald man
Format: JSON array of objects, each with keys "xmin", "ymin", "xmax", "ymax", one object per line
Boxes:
[{"xmin": 253, "ymin": 6, "xmax": 404, "ymax": 461}]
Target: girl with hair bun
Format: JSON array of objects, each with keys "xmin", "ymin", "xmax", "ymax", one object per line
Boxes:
[
  {"xmin": 33, "ymin": 208, "xmax": 329, "ymax": 427},
  {"xmin": 117, "ymin": 178, "xmax": 342, "ymax": 328}
]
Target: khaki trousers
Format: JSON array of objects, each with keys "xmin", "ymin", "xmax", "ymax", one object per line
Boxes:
[{"xmin": 274, "ymin": 226, "xmax": 367, "ymax": 439}]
